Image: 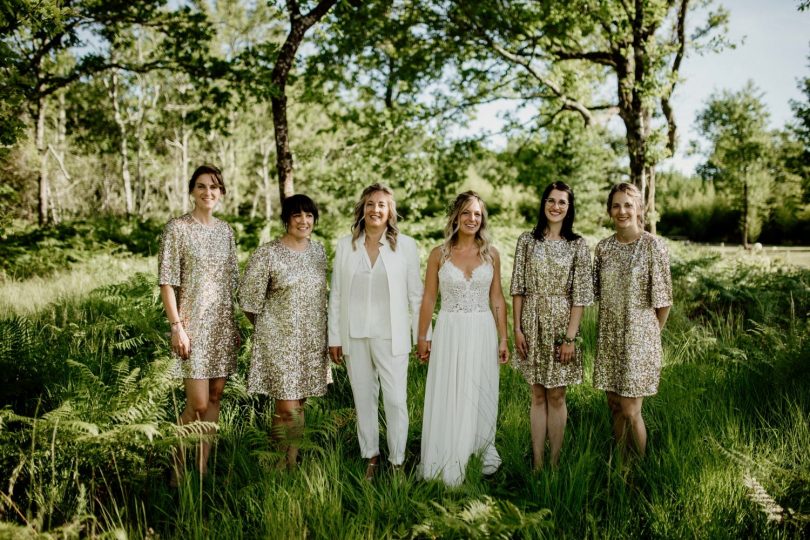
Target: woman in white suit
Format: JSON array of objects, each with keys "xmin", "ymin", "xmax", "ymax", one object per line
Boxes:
[{"xmin": 328, "ymin": 183, "xmax": 426, "ymax": 479}]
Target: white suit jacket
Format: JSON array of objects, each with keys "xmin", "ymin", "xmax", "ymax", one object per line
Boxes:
[{"xmin": 328, "ymin": 231, "xmax": 428, "ymax": 357}]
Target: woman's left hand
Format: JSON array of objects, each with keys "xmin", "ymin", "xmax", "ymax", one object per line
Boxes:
[
  {"xmin": 558, "ymin": 342, "xmax": 575, "ymax": 364},
  {"xmin": 498, "ymin": 340, "xmax": 509, "ymax": 364}
]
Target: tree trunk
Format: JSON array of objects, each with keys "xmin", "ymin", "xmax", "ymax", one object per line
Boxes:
[
  {"xmin": 270, "ymin": 0, "xmax": 339, "ymax": 204},
  {"xmin": 110, "ymin": 70, "xmax": 134, "ymax": 215},
  {"xmin": 36, "ymin": 96, "xmax": 49, "ymax": 226},
  {"xmin": 260, "ymin": 139, "xmax": 273, "ymax": 219},
  {"xmin": 271, "ymin": 94, "xmax": 294, "ymax": 202}
]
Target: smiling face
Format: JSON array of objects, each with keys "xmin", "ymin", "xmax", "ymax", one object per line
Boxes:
[
  {"xmin": 191, "ymin": 173, "xmax": 222, "ymax": 211},
  {"xmin": 544, "ymin": 188, "xmax": 570, "ymax": 225},
  {"xmin": 458, "ymin": 198, "xmax": 483, "ymax": 237},
  {"xmin": 286, "ymin": 211, "xmax": 315, "ymax": 240},
  {"xmin": 363, "ymin": 190, "xmax": 391, "ymax": 230},
  {"xmin": 609, "ymin": 190, "xmax": 640, "ymax": 234}
]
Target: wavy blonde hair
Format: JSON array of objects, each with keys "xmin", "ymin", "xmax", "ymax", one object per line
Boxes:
[
  {"xmin": 351, "ymin": 183, "xmax": 399, "ymax": 251},
  {"xmin": 440, "ymin": 191, "xmax": 494, "ymax": 264},
  {"xmin": 606, "ymin": 182, "xmax": 645, "ymax": 228}
]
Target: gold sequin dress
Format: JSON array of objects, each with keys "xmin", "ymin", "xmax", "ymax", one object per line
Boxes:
[
  {"xmin": 239, "ymin": 239, "xmax": 331, "ymax": 400},
  {"xmin": 158, "ymin": 214, "xmax": 240, "ymax": 379},
  {"xmin": 593, "ymin": 232, "xmax": 673, "ymax": 397},
  {"xmin": 510, "ymin": 232, "xmax": 593, "ymax": 387}
]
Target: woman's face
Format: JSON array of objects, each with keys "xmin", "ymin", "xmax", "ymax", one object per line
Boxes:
[
  {"xmin": 609, "ymin": 191, "xmax": 640, "ymax": 233},
  {"xmin": 286, "ymin": 211, "xmax": 315, "ymax": 240},
  {"xmin": 363, "ymin": 191, "xmax": 391, "ymax": 229},
  {"xmin": 191, "ymin": 173, "xmax": 222, "ymax": 211},
  {"xmin": 458, "ymin": 198, "xmax": 483, "ymax": 236},
  {"xmin": 544, "ymin": 188, "xmax": 569, "ymax": 225}
]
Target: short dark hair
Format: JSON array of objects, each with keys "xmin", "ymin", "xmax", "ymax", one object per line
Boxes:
[
  {"xmin": 188, "ymin": 164, "xmax": 225, "ymax": 194},
  {"xmin": 281, "ymin": 194, "xmax": 319, "ymax": 226}
]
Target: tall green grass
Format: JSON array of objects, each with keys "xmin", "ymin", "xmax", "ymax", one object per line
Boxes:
[{"xmin": 0, "ymin": 235, "xmax": 808, "ymax": 538}]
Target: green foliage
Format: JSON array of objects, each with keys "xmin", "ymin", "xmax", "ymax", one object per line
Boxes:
[
  {"xmin": 1, "ymin": 231, "xmax": 808, "ymax": 537},
  {"xmin": 696, "ymin": 82, "xmax": 774, "ymax": 244},
  {"xmin": 411, "ymin": 496, "xmax": 553, "ymax": 539},
  {"xmin": 0, "ymin": 217, "xmax": 164, "ymax": 280},
  {"xmin": 657, "ymin": 161, "xmax": 810, "ymax": 245}
]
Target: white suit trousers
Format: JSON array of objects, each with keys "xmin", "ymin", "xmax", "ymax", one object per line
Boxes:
[{"xmin": 346, "ymin": 337, "xmax": 409, "ymax": 465}]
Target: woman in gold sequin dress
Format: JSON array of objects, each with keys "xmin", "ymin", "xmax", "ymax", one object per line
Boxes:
[
  {"xmin": 511, "ymin": 181, "xmax": 593, "ymax": 470},
  {"xmin": 158, "ymin": 164, "xmax": 240, "ymax": 483},
  {"xmin": 239, "ymin": 195, "xmax": 330, "ymax": 469},
  {"xmin": 593, "ymin": 182, "xmax": 672, "ymax": 457}
]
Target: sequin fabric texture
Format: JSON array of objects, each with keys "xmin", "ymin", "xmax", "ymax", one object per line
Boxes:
[
  {"xmin": 593, "ymin": 232, "xmax": 673, "ymax": 397},
  {"xmin": 239, "ymin": 239, "xmax": 331, "ymax": 400},
  {"xmin": 158, "ymin": 214, "xmax": 239, "ymax": 379},
  {"xmin": 510, "ymin": 232, "xmax": 593, "ymax": 387}
]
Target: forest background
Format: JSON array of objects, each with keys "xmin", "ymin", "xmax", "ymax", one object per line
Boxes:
[{"xmin": 1, "ymin": 0, "xmax": 809, "ymax": 538}]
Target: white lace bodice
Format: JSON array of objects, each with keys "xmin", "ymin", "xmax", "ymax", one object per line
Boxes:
[{"xmin": 438, "ymin": 261, "xmax": 493, "ymax": 313}]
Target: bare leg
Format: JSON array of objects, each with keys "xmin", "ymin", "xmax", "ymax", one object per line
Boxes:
[
  {"xmin": 618, "ymin": 396, "xmax": 647, "ymax": 457},
  {"xmin": 606, "ymin": 391, "xmax": 626, "ymax": 445},
  {"xmin": 273, "ymin": 399, "xmax": 305, "ymax": 469},
  {"xmin": 530, "ymin": 384, "xmax": 548, "ymax": 470},
  {"xmin": 198, "ymin": 377, "xmax": 227, "ymax": 475},
  {"xmin": 172, "ymin": 379, "xmax": 211, "ymax": 485},
  {"xmin": 546, "ymin": 386, "xmax": 568, "ymax": 468}
]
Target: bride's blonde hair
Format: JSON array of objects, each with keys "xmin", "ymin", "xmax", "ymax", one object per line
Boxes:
[{"xmin": 440, "ymin": 191, "xmax": 494, "ymax": 264}]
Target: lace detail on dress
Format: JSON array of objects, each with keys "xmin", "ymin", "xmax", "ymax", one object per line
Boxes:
[{"xmin": 438, "ymin": 261, "xmax": 493, "ymax": 313}]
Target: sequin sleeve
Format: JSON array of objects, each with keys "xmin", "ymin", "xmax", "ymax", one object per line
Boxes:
[
  {"xmin": 238, "ymin": 245, "xmax": 272, "ymax": 314},
  {"xmin": 228, "ymin": 225, "xmax": 239, "ymax": 299},
  {"xmin": 649, "ymin": 236, "xmax": 673, "ymax": 308},
  {"xmin": 593, "ymin": 239, "xmax": 604, "ymax": 303},
  {"xmin": 510, "ymin": 232, "xmax": 531, "ymax": 296},
  {"xmin": 571, "ymin": 238, "xmax": 594, "ymax": 306},
  {"xmin": 158, "ymin": 220, "xmax": 181, "ymax": 287}
]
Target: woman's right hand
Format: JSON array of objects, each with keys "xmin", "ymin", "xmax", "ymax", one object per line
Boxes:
[
  {"xmin": 514, "ymin": 330, "xmax": 528, "ymax": 360},
  {"xmin": 171, "ymin": 325, "xmax": 191, "ymax": 359},
  {"xmin": 329, "ymin": 346, "xmax": 344, "ymax": 365},
  {"xmin": 417, "ymin": 339, "xmax": 431, "ymax": 363}
]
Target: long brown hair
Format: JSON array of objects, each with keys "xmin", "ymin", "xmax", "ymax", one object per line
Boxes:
[{"xmin": 350, "ymin": 183, "xmax": 399, "ymax": 251}]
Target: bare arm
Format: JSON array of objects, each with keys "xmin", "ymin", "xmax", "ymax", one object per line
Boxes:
[
  {"xmin": 655, "ymin": 306, "xmax": 671, "ymax": 330},
  {"xmin": 489, "ymin": 249, "xmax": 509, "ymax": 364},
  {"xmin": 160, "ymin": 284, "xmax": 190, "ymax": 359},
  {"xmin": 558, "ymin": 305, "xmax": 584, "ymax": 364},
  {"xmin": 512, "ymin": 295, "xmax": 527, "ymax": 360},
  {"xmin": 417, "ymin": 247, "xmax": 441, "ymax": 362},
  {"xmin": 327, "ymin": 241, "xmax": 344, "ymax": 364}
]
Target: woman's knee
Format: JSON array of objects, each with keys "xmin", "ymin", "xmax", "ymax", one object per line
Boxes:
[
  {"xmin": 185, "ymin": 400, "xmax": 209, "ymax": 420},
  {"xmin": 531, "ymin": 385, "xmax": 547, "ymax": 405},
  {"xmin": 618, "ymin": 398, "xmax": 643, "ymax": 421},
  {"xmin": 547, "ymin": 387, "xmax": 567, "ymax": 409}
]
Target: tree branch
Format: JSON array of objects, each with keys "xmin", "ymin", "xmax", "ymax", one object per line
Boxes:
[
  {"xmin": 484, "ymin": 40, "xmax": 594, "ymax": 126},
  {"xmin": 661, "ymin": 0, "xmax": 689, "ymax": 154},
  {"xmin": 47, "ymin": 144, "xmax": 71, "ymax": 182}
]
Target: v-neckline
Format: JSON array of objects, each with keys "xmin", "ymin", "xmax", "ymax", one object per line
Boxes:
[{"xmin": 446, "ymin": 259, "xmax": 486, "ymax": 282}]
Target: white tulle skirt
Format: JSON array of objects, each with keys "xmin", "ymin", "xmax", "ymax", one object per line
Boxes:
[{"xmin": 419, "ymin": 309, "xmax": 501, "ymax": 486}]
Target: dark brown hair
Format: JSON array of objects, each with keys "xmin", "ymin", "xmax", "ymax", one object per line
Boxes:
[{"xmin": 188, "ymin": 164, "xmax": 225, "ymax": 194}]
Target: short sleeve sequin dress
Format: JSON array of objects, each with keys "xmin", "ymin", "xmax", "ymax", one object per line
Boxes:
[
  {"xmin": 510, "ymin": 232, "xmax": 593, "ymax": 388},
  {"xmin": 593, "ymin": 232, "xmax": 673, "ymax": 397},
  {"xmin": 158, "ymin": 214, "xmax": 240, "ymax": 379},
  {"xmin": 238, "ymin": 239, "xmax": 331, "ymax": 400}
]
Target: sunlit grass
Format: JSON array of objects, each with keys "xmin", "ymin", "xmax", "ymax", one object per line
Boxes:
[
  {"xmin": 0, "ymin": 232, "xmax": 808, "ymax": 538},
  {"xmin": 0, "ymin": 253, "xmax": 154, "ymax": 318}
]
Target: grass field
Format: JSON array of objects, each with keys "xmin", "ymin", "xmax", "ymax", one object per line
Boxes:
[{"xmin": 0, "ymin": 221, "xmax": 808, "ymax": 539}]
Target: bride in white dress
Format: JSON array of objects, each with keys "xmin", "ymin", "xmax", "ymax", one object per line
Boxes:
[{"xmin": 416, "ymin": 191, "xmax": 509, "ymax": 486}]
